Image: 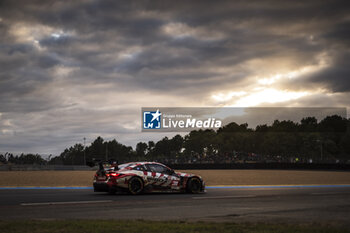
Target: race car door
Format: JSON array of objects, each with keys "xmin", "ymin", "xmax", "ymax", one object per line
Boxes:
[{"xmin": 145, "ymin": 163, "xmax": 181, "ymax": 190}]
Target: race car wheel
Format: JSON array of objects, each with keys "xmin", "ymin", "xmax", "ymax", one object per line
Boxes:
[
  {"xmin": 128, "ymin": 176, "xmax": 144, "ymax": 195},
  {"xmin": 186, "ymin": 177, "xmax": 202, "ymax": 194}
]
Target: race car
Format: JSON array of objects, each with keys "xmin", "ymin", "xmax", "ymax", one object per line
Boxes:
[{"xmin": 91, "ymin": 161, "xmax": 205, "ymax": 194}]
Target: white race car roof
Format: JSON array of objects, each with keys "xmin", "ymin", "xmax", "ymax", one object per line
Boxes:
[{"xmin": 118, "ymin": 161, "xmax": 164, "ymax": 169}]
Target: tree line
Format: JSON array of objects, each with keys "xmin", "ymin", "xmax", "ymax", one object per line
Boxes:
[{"xmin": 1, "ymin": 115, "xmax": 349, "ymax": 165}]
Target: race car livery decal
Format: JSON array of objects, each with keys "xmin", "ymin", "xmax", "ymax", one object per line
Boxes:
[{"xmin": 93, "ymin": 161, "xmax": 205, "ymax": 194}]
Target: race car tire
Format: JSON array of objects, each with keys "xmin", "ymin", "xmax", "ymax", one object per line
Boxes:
[
  {"xmin": 186, "ymin": 177, "xmax": 202, "ymax": 194},
  {"xmin": 128, "ymin": 176, "xmax": 144, "ymax": 195}
]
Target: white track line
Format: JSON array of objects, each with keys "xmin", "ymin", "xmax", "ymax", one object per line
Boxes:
[
  {"xmin": 21, "ymin": 200, "xmax": 113, "ymax": 206},
  {"xmin": 192, "ymin": 195, "xmax": 256, "ymax": 200}
]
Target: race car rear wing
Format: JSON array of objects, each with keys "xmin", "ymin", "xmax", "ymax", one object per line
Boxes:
[{"xmin": 86, "ymin": 158, "xmax": 118, "ymax": 171}]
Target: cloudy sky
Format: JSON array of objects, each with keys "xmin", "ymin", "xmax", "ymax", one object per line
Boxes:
[{"xmin": 0, "ymin": 0, "xmax": 349, "ymax": 155}]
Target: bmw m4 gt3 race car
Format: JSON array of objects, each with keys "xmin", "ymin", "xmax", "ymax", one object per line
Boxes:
[{"xmin": 91, "ymin": 161, "xmax": 205, "ymax": 195}]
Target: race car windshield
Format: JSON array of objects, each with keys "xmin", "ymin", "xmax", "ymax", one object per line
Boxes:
[{"xmin": 147, "ymin": 164, "xmax": 172, "ymax": 174}]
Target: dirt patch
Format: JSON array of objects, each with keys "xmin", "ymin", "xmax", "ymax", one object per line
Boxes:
[
  {"xmin": 182, "ymin": 170, "xmax": 350, "ymax": 185},
  {"xmin": 0, "ymin": 170, "xmax": 349, "ymax": 187},
  {"xmin": 0, "ymin": 171, "xmax": 95, "ymax": 187}
]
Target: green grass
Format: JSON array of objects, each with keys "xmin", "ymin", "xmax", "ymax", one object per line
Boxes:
[{"xmin": 0, "ymin": 220, "xmax": 348, "ymax": 233}]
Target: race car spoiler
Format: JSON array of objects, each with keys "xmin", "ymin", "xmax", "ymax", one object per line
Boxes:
[{"xmin": 86, "ymin": 159, "xmax": 118, "ymax": 171}]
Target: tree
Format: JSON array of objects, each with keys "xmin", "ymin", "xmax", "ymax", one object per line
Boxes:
[
  {"xmin": 60, "ymin": 143, "xmax": 84, "ymax": 165},
  {"xmin": 136, "ymin": 142, "xmax": 148, "ymax": 157},
  {"xmin": 300, "ymin": 117, "xmax": 318, "ymax": 132},
  {"xmin": 46, "ymin": 115, "xmax": 349, "ymax": 166}
]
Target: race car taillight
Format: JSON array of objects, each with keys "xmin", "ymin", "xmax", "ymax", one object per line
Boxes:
[{"xmin": 109, "ymin": 173, "xmax": 121, "ymax": 177}]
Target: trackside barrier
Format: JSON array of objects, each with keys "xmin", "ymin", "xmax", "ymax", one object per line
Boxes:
[
  {"xmin": 0, "ymin": 163, "xmax": 349, "ymax": 171},
  {"xmin": 0, "ymin": 165, "xmax": 96, "ymax": 171},
  {"xmin": 168, "ymin": 163, "xmax": 350, "ymax": 171}
]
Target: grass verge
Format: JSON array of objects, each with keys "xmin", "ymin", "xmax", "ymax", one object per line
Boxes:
[{"xmin": 0, "ymin": 220, "xmax": 348, "ymax": 233}]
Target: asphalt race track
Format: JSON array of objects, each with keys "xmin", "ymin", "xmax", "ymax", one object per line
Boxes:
[{"xmin": 0, "ymin": 186, "xmax": 349, "ymax": 226}]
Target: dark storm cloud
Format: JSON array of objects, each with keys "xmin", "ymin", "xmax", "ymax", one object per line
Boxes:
[
  {"xmin": 2, "ymin": 0, "xmax": 347, "ymax": 94},
  {"xmin": 324, "ymin": 21, "xmax": 350, "ymax": 43},
  {"xmin": 278, "ymin": 51, "xmax": 350, "ymax": 93},
  {"xmin": 0, "ymin": 0, "xmax": 349, "ymax": 153},
  {"xmin": 308, "ymin": 53, "xmax": 350, "ymax": 92},
  {"xmin": 0, "ymin": 40, "xmax": 63, "ymax": 112}
]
